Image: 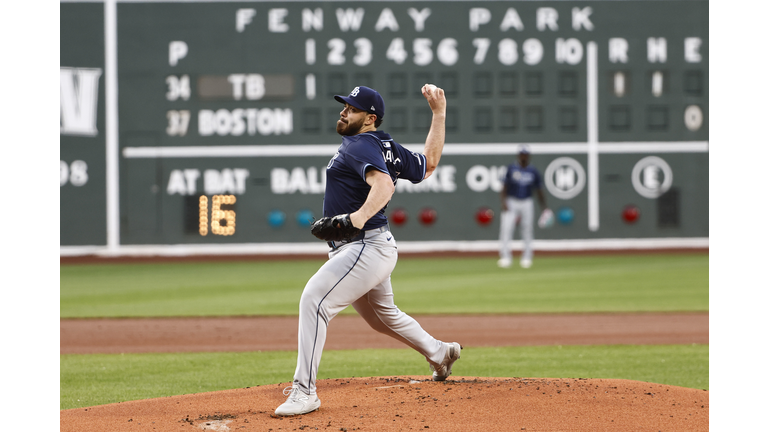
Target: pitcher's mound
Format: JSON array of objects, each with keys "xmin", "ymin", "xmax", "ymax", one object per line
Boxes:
[{"xmin": 61, "ymin": 376, "xmax": 708, "ymax": 431}]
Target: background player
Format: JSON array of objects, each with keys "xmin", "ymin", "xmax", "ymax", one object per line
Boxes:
[
  {"xmin": 274, "ymin": 85, "xmax": 462, "ymax": 416},
  {"xmin": 498, "ymin": 145, "xmax": 548, "ymax": 269}
]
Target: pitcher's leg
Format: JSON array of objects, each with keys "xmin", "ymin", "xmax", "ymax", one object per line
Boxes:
[
  {"xmin": 292, "ymin": 266, "xmax": 341, "ymax": 394},
  {"xmin": 292, "ymin": 243, "xmax": 378, "ymax": 394},
  {"xmin": 351, "ymin": 277, "xmax": 446, "ymax": 365}
]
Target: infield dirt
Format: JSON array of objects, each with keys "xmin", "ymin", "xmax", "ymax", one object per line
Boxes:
[{"xmin": 60, "ymin": 376, "xmax": 708, "ymax": 431}]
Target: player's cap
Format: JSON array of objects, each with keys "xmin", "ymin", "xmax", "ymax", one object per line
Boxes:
[
  {"xmin": 519, "ymin": 145, "xmax": 531, "ymax": 155},
  {"xmin": 335, "ymin": 86, "xmax": 385, "ymax": 119}
]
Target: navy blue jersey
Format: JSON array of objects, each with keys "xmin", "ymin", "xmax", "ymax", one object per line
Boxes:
[
  {"xmin": 502, "ymin": 164, "xmax": 542, "ymax": 199},
  {"xmin": 324, "ymin": 130, "xmax": 427, "ymax": 230}
]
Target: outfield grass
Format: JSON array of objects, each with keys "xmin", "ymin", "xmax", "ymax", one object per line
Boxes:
[
  {"xmin": 60, "ymin": 343, "xmax": 708, "ymax": 410},
  {"xmin": 60, "ymin": 254, "xmax": 708, "ymax": 317}
]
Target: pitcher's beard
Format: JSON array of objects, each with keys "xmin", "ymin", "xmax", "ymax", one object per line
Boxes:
[{"xmin": 336, "ymin": 117, "xmax": 364, "ymax": 136}]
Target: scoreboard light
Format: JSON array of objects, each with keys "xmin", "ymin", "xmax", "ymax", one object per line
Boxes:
[
  {"xmin": 296, "ymin": 210, "xmax": 315, "ymax": 227},
  {"xmin": 557, "ymin": 207, "xmax": 575, "ymax": 225},
  {"xmin": 198, "ymin": 196, "xmax": 209, "ymax": 236},
  {"xmin": 390, "ymin": 208, "xmax": 408, "ymax": 226},
  {"xmin": 419, "ymin": 208, "xmax": 437, "ymax": 226},
  {"xmin": 268, "ymin": 210, "xmax": 287, "ymax": 228},
  {"xmin": 197, "ymin": 195, "xmax": 236, "ymax": 236},
  {"xmin": 475, "ymin": 207, "xmax": 495, "ymax": 226},
  {"xmin": 622, "ymin": 205, "xmax": 640, "ymax": 224},
  {"xmin": 211, "ymin": 195, "xmax": 237, "ymax": 236}
]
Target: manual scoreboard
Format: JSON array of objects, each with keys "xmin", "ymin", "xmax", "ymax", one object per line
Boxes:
[{"xmin": 60, "ymin": 0, "xmax": 708, "ymax": 248}]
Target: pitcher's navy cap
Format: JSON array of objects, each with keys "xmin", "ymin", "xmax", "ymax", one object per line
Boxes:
[
  {"xmin": 519, "ymin": 145, "xmax": 531, "ymax": 154},
  {"xmin": 334, "ymin": 86, "xmax": 385, "ymax": 119}
]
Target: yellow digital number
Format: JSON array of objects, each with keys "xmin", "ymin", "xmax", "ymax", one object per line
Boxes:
[
  {"xmin": 211, "ymin": 195, "xmax": 236, "ymax": 236},
  {"xmin": 199, "ymin": 196, "xmax": 209, "ymax": 236},
  {"xmin": 198, "ymin": 195, "xmax": 236, "ymax": 236}
]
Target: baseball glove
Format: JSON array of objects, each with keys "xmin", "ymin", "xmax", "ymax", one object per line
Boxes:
[
  {"xmin": 310, "ymin": 214, "xmax": 362, "ymax": 242},
  {"xmin": 538, "ymin": 208, "xmax": 555, "ymax": 229}
]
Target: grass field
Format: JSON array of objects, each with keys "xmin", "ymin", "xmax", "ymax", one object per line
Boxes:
[
  {"xmin": 61, "ymin": 344, "xmax": 708, "ymax": 410},
  {"xmin": 60, "ymin": 253, "xmax": 709, "ymax": 317},
  {"xmin": 60, "ymin": 253, "xmax": 709, "ymax": 410}
]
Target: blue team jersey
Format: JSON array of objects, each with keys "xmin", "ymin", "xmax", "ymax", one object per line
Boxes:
[
  {"xmin": 502, "ymin": 164, "xmax": 542, "ymax": 199},
  {"xmin": 324, "ymin": 130, "xmax": 427, "ymax": 230}
]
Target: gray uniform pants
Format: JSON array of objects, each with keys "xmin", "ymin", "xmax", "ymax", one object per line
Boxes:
[
  {"xmin": 499, "ymin": 196, "xmax": 535, "ymax": 262},
  {"xmin": 292, "ymin": 229, "xmax": 447, "ymax": 394}
]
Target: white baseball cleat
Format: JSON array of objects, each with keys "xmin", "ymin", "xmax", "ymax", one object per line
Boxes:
[
  {"xmin": 431, "ymin": 342, "xmax": 462, "ymax": 381},
  {"xmin": 274, "ymin": 386, "xmax": 321, "ymax": 416},
  {"xmin": 520, "ymin": 259, "xmax": 532, "ymax": 269},
  {"xmin": 497, "ymin": 258, "xmax": 512, "ymax": 268}
]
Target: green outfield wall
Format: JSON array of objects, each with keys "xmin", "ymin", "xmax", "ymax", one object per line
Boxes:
[{"xmin": 60, "ymin": 0, "xmax": 708, "ymax": 252}]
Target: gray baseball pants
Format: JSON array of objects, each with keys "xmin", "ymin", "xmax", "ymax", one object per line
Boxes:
[
  {"xmin": 291, "ymin": 229, "xmax": 448, "ymax": 394},
  {"xmin": 499, "ymin": 196, "xmax": 535, "ymax": 262}
]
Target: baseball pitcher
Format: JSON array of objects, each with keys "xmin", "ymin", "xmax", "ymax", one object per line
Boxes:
[{"xmin": 274, "ymin": 85, "xmax": 462, "ymax": 416}]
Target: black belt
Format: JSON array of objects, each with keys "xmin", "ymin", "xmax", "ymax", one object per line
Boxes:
[{"xmin": 327, "ymin": 226, "xmax": 389, "ymax": 249}]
